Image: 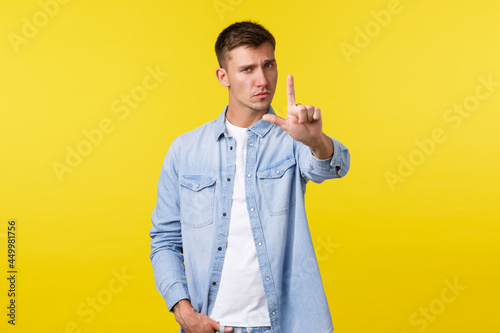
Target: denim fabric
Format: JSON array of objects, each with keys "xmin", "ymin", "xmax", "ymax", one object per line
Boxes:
[{"xmin": 150, "ymin": 105, "xmax": 350, "ymax": 333}]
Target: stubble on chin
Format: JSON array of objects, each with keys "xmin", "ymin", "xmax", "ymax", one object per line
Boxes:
[
  {"xmin": 248, "ymin": 99, "xmax": 272, "ymax": 112},
  {"xmin": 250, "ymin": 104, "xmax": 270, "ymax": 112}
]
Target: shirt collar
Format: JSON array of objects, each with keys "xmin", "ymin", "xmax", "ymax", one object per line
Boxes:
[{"xmin": 214, "ymin": 105, "xmax": 276, "ymax": 141}]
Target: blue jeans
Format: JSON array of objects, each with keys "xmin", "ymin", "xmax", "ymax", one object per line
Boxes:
[{"xmin": 218, "ymin": 327, "xmax": 272, "ymax": 333}]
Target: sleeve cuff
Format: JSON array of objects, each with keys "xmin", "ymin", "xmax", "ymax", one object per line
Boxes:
[
  {"xmin": 309, "ymin": 136, "xmax": 349, "ymax": 177},
  {"xmin": 164, "ymin": 282, "xmax": 191, "ymax": 312}
]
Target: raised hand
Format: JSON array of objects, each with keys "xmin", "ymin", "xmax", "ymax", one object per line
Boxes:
[{"xmin": 262, "ymin": 74, "xmax": 333, "ymax": 159}]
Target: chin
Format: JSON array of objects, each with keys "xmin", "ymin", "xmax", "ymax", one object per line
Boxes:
[{"xmin": 250, "ymin": 101, "xmax": 271, "ymax": 112}]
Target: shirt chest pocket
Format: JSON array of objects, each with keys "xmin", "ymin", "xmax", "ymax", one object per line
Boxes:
[
  {"xmin": 179, "ymin": 175, "xmax": 216, "ymax": 228},
  {"xmin": 257, "ymin": 156, "xmax": 297, "ymax": 216}
]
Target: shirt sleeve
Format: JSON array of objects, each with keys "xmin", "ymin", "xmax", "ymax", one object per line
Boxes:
[
  {"xmin": 296, "ymin": 135, "xmax": 350, "ymax": 183},
  {"xmin": 149, "ymin": 140, "xmax": 190, "ymax": 311}
]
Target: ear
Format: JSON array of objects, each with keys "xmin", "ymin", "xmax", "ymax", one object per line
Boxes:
[{"xmin": 216, "ymin": 67, "xmax": 230, "ymax": 87}]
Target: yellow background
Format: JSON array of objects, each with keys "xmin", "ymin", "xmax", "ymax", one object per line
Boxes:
[{"xmin": 1, "ymin": 0, "xmax": 499, "ymax": 332}]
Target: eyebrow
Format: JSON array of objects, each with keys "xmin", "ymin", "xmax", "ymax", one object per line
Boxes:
[{"xmin": 238, "ymin": 58, "xmax": 276, "ymax": 70}]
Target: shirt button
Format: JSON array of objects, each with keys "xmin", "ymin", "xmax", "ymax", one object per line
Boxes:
[
  {"xmin": 230, "ymin": 146, "xmax": 233, "ymax": 150},
  {"xmin": 249, "ymin": 143, "xmax": 254, "ymax": 147},
  {"xmin": 258, "ymin": 242, "xmax": 262, "ymax": 246},
  {"xmin": 265, "ymin": 276, "xmax": 270, "ymax": 281},
  {"xmin": 271, "ymin": 311, "xmax": 276, "ymax": 316},
  {"xmin": 195, "ymin": 184, "xmax": 200, "ymax": 188},
  {"xmin": 222, "ymin": 213, "xmax": 226, "ymax": 217},
  {"xmin": 227, "ymin": 178, "xmax": 231, "ymax": 181},
  {"xmin": 218, "ymin": 247, "xmax": 222, "ymax": 251},
  {"xmin": 212, "ymin": 282, "xmax": 217, "ymax": 286},
  {"xmin": 247, "ymin": 174, "xmax": 251, "ymax": 178},
  {"xmin": 250, "ymin": 208, "xmax": 255, "ymax": 212},
  {"xmin": 276, "ymin": 170, "xmax": 280, "ymax": 174}
]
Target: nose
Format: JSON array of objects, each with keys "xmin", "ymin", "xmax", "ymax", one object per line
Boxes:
[{"xmin": 255, "ymin": 67, "xmax": 268, "ymax": 87}]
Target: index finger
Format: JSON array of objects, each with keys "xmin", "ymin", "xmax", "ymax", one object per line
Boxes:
[{"xmin": 287, "ymin": 74, "xmax": 296, "ymax": 107}]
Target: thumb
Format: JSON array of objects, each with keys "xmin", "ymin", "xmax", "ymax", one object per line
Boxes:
[
  {"xmin": 209, "ymin": 318, "xmax": 233, "ymax": 332},
  {"xmin": 215, "ymin": 322, "xmax": 234, "ymax": 332},
  {"xmin": 262, "ymin": 114, "xmax": 287, "ymax": 130}
]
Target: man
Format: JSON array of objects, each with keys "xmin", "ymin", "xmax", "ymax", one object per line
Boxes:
[{"xmin": 150, "ymin": 21, "xmax": 350, "ymax": 333}]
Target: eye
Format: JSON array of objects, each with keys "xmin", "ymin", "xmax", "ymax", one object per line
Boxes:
[
  {"xmin": 265, "ymin": 63, "xmax": 273, "ymax": 68},
  {"xmin": 242, "ymin": 68, "xmax": 251, "ymax": 72}
]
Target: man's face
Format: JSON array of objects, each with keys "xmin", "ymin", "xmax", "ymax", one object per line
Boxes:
[{"xmin": 223, "ymin": 42, "xmax": 277, "ymax": 112}]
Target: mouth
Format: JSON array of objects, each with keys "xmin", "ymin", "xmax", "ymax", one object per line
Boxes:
[{"xmin": 254, "ymin": 91, "xmax": 271, "ymax": 98}]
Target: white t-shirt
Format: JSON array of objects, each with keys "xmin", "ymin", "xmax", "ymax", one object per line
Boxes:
[{"xmin": 210, "ymin": 119, "xmax": 271, "ymax": 327}]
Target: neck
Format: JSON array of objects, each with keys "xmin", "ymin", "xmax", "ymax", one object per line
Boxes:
[{"xmin": 225, "ymin": 103, "xmax": 269, "ymax": 128}]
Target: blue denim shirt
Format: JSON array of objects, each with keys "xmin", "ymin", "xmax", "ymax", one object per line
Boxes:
[{"xmin": 150, "ymin": 106, "xmax": 350, "ymax": 333}]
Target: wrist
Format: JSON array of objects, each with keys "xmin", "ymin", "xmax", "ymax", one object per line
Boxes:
[
  {"xmin": 173, "ymin": 299, "xmax": 192, "ymax": 319},
  {"xmin": 309, "ymin": 133, "xmax": 333, "ymax": 159}
]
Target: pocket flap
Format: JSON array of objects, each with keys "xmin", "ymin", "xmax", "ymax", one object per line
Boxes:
[
  {"xmin": 257, "ymin": 156, "xmax": 296, "ymax": 179},
  {"xmin": 180, "ymin": 175, "xmax": 216, "ymax": 191}
]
